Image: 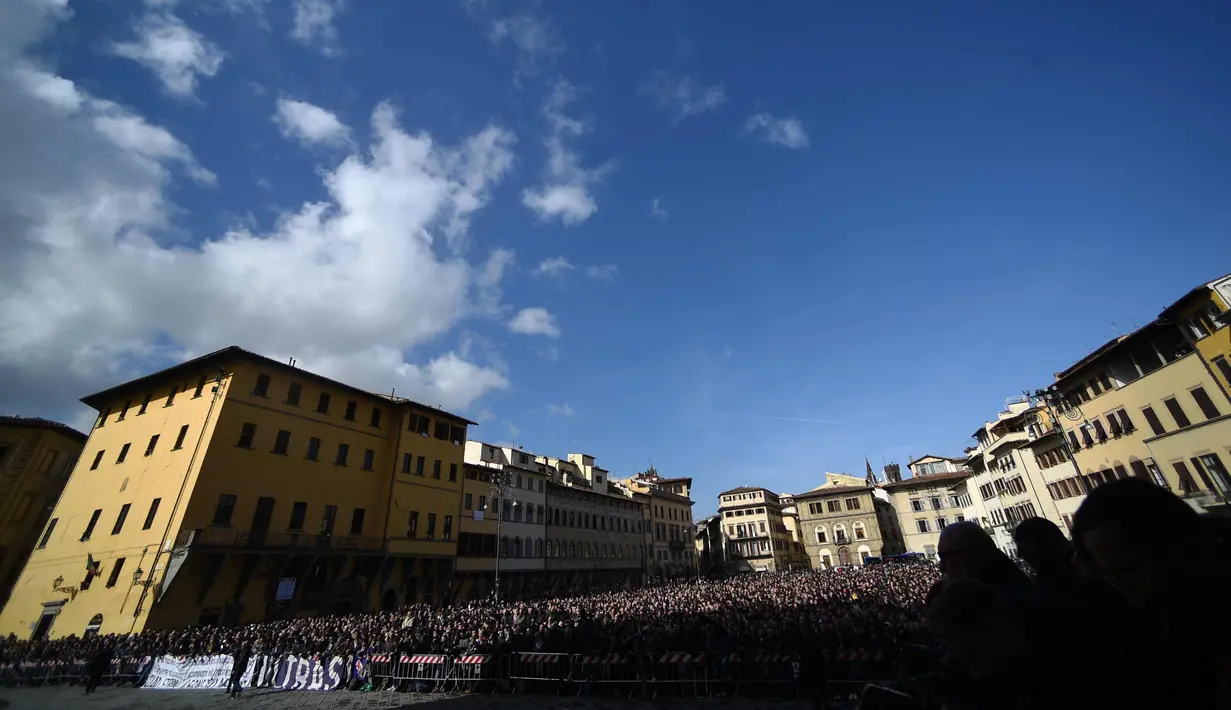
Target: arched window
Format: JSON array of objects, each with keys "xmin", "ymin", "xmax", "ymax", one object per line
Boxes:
[
  {"xmin": 513, "ymin": 537, "xmax": 522, "ymax": 557},
  {"xmin": 535, "ymin": 538, "xmax": 543, "ymax": 557},
  {"xmin": 833, "ymin": 524, "xmax": 848, "ymax": 544},
  {"xmin": 819, "ymin": 550, "xmax": 832, "ymax": 569},
  {"xmin": 568, "ymin": 541, "xmax": 576, "ymax": 558},
  {"xmin": 569, "ymin": 511, "xmax": 575, "ymax": 527},
  {"xmin": 815, "ymin": 526, "xmax": 827, "ymax": 544},
  {"xmin": 85, "ymin": 614, "xmax": 103, "ymax": 637},
  {"xmin": 857, "ymin": 545, "xmax": 872, "ymax": 564},
  {"xmin": 500, "ymin": 536, "xmax": 509, "ymax": 558},
  {"xmin": 853, "ymin": 522, "xmax": 867, "ymax": 540}
]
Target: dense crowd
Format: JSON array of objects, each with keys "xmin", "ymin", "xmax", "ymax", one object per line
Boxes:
[
  {"xmin": 0, "ymin": 562, "xmax": 936, "ymax": 667},
  {"xmin": 3, "ymin": 478, "xmax": 1229, "ymax": 709}
]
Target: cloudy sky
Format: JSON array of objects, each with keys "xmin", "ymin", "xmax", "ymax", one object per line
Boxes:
[{"xmin": 3, "ymin": 0, "xmax": 1231, "ymax": 515}]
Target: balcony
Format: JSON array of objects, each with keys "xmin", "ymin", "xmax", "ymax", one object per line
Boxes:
[
  {"xmin": 833, "ymin": 536, "xmax": 851, "ymax": 546},
  {"xmin": 175, "ymin": 528, "xmax": 384, "ymax": 553}
]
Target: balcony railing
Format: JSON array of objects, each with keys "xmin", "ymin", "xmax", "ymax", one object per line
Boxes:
[{"xmin": 175, "ymin": 528, "xmax": 384, "ymax": 552}]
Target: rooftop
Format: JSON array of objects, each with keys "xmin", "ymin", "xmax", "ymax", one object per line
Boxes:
[
  {"xmin": 80, "ymin": 346, "xmax": 477, "ymax": 425},
  {"xmin": 791, "ymin": 483, "xmax": 873, "ymax": 499},
  {"xmin": 881, "ymin": 470, "xmax": 971, "ymax": 490},
  {"xmin": 0, "ymin": 415, "xmax": 87, "ymax": 443},
  {"xmin": 717, "ymin": 485, "xmax": 774, "ymax": 497}
]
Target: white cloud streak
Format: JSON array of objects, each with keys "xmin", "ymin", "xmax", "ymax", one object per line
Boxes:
[
  {"xmin": 534, "ymin": 256, "xmax": 575, "ymax": 277},
  {"xmin": 274, "ymin": 97, "xmax": 350, "ymax": 147},
  {"xmin": 112, "ymin": 12, "xmax": 224, "ymax": 97},
  {"xmin": 640, "ymin": 71, "xmax": 726, "ymax": 123},
  {"xmin": 290, "ymin": 0, "xmax": 346, "ymax": 56},
  {"xmin": 745, "ymin": 112, "xmax": 810, "ymax": 150},
  {"xmin": 521, "ymin": 81, "xmax": 609, "ymax": 226},
  {"xmin": 546, "ymin": 402, "xmax": 575, "ymax": 417},
  {"xmin": 508, "ymin": 308, "xmax": 561, "ymax": 338},
  {"xmin": 650, "ymin": 198, "xmax": 668, "ymax": 221},
  {"xmin": 584, "ymin": 264, "xmax": 617, "ymax": 280}
]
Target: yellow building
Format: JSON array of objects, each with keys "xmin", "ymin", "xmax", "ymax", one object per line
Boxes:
[
  {"xmin": 716, "ymin": 486, "xmax": 808, "ymax": 572},
  {"xmin": 1043, "ymin": 313, "xmax": 1231, "ymax": 519},
  {"xmin": 883, "ymin": 460, "xmax": 972, "ymax": 560},
  {"xmin": 0, "ymin": 346, "xmax": 473, "ymax": 640},
  {"xmin": 0, "ymin": 417, "xmax": 86, "ymax": 611},
  {"xmin": 621, "ymin": 470, "xmax": 696, "ymax": 580}
]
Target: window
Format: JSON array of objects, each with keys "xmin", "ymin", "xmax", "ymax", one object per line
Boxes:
[
  {"xmin": 1092, "ymin": 419, "xmax": 1107, "ymax": 441},
  {"xmin": 143, "ymin": 499, "xmax": 161, "ymax": 530},
  {"xmin": 173, "ymin": 425, "xmax": 189, "ymax": 449},
  {"xmin": 267, "ymin": 430, "xmax": 290, "ymax": 455},
  {"xmin": 435, "ymin": 421, "xmax": 449, "ymax": 440},
  {"xmin": 815, "ymin": 527, "xmax": 827, "ymax": 543},
  {"xmin": 212, "ymin": 495, "xmax": 237, "ymax": 526},
  {"xmin": 915, "ymin": 519, "xmax": 929, "ymax": 533},
  {"xmin": 194, "ymin": 376, "xmax": 207, "ymax": 397},
  {"xmin": 478, "ymin": 495, "xmax": 486, "ymax": 512},
  {"xmin": 1172, "ymin": 461, "xmax": 1198, "ymax": 493},
  {"xmin": 416, "ymin": 456, "xmax": 425, "ymax": 476},
  {"xmin": 401, "ymin": 453, "xmax": 412, "ymax": 473},
  {"xmin": 237, "ymin": 423, "xmax": 256, "ymax": 448},
  {"xmin": 1190, "ymin": 387, "xmax": 1222, "ymax": 420},
  {"xmin": 370, "ymin": 408, "xmax": 382, "ymax": 428},
  {"xmin": 845, "ymin": 497, "xmax": 861, "ymax": 510},
  {"xmin": 1198, "ymin": 454, "xmax": 1231, "ymax": 492},
  {"xmin": 286, "ymin": 382, "xmax": 302, "ymax": 406},
  {"xmin": 432, "ymin": 460, "xmax": 441, "ymax": 479},
  {"xmin": 443, "ymin": 515, "xmax": 453, "ymax": 540},
  {"xmin": 108, "ymin": 503, "xmax": 131, "ymax": 535},
  {"xmin": 344, "ymin": 401, "xmax": 357, "ymax": 421},
  {"xmin": 449, "ymin": 463, "xmax": 457, "ymax": 482},
  {"xmin": 853, "ymin": 522, "xmax": 867, "ymax": 539},
  {"xmin": 407, "ymin": 511, "xmax": 419, "ymax": 538},
  {"xmin": 826, "ymin": 500, "xmax": 840, "ymax": 513},
  {"xmin": 90, "ymin": 450, "xmax": 105, "ymax": 470},
  {"xmin": 909, "ymin": 499, "xmax": 923, "ymax": 512},
  {"xmin": 1146, "ymin": 461, "xmax": 1167, "ymax": 488},
  {"xmin": 1213, "ymin": 356, "xmax": 1231, "ymax": 384},
  {"xmin": 118, "ymin": 400, "xmax": 131, "ymax": 420},
  {"xmin": 362, "ymin": 449, "xmax": 375, "ymax": 471},
  {"xmin": 116, "ymin": 443, "xmax": 131, "ymax": 464},
  {"xmin": 105, "ymin": 558, "xmax": 125, "ymax": 588},
  {"xmin": 410, "ymin": 414, "xmax": 430, "ymax": 435},
  {"xmin": 306, "ymin": 437, "xmax": 321, "ymax": 461},
  {"xmin": 1067, "ymin": 430, "xmax": 1081, "ymax": 451},
  {"xmin": 289, "ymin": 502, "xmax": 307, "ymax": 530},
  {"xmin": 1142, "ymin": 406, "xmax": 1166, "ymax": 436},
  {"xmin": 450, "ymin": 425, "xmax": 465, "ymax": 446},
  {"xmin": 317, "ymin": 392, "xmax": 331, "ymax": 414},
  {"xmin": 426, "ymin": 513, "xmax": 437, "ymax": 540},
  {"xmin": 82, "ymin": 509, "xmax": 102, "ymax": 540},
  {"xmin": 253, "ymin": 374, "xmax": 271, "ymax": 397},
  {"xmin": 38, "ymin": 518, "xmax": 57, "ymax": 548},
  {"xmin": 321, "ymin": 505, "xmax": 337, "ymax": 535},
  {"xmin": 138, "ymin": 393, "xmax": 151, "ymax": 414},
  {"xmin": 165, "ymin": 385, "xmax": 177, "ymax": 406},
  {"xmin": 1163, "ymin": 397, "xmax": 1192, "ymax": 429},
  {"xmin": 465, "ymin": 493, "xmax": 473, "ymax": 510},
  {"xmin": 350, "ymin": 508, "xmax": 365, "ymax": 535},
  {"xmin": 335, "ymin": 443, "xmax": 349, "ymax": 466}
]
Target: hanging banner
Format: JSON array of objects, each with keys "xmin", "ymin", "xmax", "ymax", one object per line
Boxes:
[
  {"xmin": 142, "ymin": 654, "xmax": 345, "ymax": 692},
  {"xmin": 144, "ymin": 655, "xmax": 236, "ymax": 689}
]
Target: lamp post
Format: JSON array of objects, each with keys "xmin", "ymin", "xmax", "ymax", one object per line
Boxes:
[
  {"xmin": 1029, "ymin": 386, "xmax": 1093, "ymax": 496},
  {"xmin": 487, "ymin": 470, "xmax": 518, "ymax": 603}
]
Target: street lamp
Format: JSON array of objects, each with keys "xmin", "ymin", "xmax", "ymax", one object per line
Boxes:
[
  {"xmin": 487, "ymin": 470, "xmax": 518, "ymax": 603},
  {"xmin": 1029, "ymin": 386, "xmax": 1093, "ymax": 496}
]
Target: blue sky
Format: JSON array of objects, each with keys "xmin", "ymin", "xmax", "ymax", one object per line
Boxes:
[{"xmin": 3, "ymin": 0, "xmax": 1231, "ymax": 516}]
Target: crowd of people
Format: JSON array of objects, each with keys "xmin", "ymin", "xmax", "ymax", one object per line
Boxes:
[{"xmin": 2, "ymin": 478, "xmax": 1228, "ymax": 709}]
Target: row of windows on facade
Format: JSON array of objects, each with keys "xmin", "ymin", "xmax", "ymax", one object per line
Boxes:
[
  {"xmin": 1059, "ymin": 328, "xmax": 1195, "ymax": 409},
  {"xmin": 455, "ymin": 531, "xmax": 647, "ymax": 561},
  {"xmin": 727, "ymin": 538, "xmax": 788, "ymax": 557},
  {"xmin": 1047, "ymin": 452, "xmax": 1230, "ymax": 501},
  {"xmin": 651, "ymin": 504, "xmax": 691, "ymax": 523},
  {"xmin": 248, "ymin": 373, "xmax": 469, "ymax": 445},
  {"xmin": 914, "ymin": 461, "xmax": 954, "ymax": 476},
  {"xmin": 549, "ymin": 486, "xmax": 643, "ymax": 513},
  {"xmin": 908, "ymin": 493, "xmax": 972, "ymax": 513},
  {"xmin": 38, "ymin": 498, "xmax": 162, "ymax": 549},
  {"xmin": 0, "ymin": 444, "xmax": 72, "ymax": 479},
  {"xmin": 723, "ymin": 506, "xmax": 767, "ymax": 518},
  {"xmin": 1065, "ymin": 387, "xmax": 1223, "ymax": 456},
  {"xmin": 811, "ymin": 521, "xmax": 868, "ymax": 544},
  {"xmin": 976, "ymin": 475, "xmax": 1028, "ymax": 502},
  {"xmin": 88, "ymin": 424, "xmax": 194, "ymax": 470},
  {"xmin": 206, "ymin": 494, "xmax": 374, "ymax": 537},
  {"xmin": 236, "ymin": 421, "xmax": 459, "ymax": 482},
  {"xmin": 467, "ymin": 468, "xmax": 546, "ymax": 493},
  {"xmin": 1035, "ymin": 445, "xmax": 1072, "ymax": 471},
  {"xmin": 652, "ymin": 521, "xmax": 687, "ymax": 542},
  {"xmin": 461, "ymin": 492, "xmax": 646, "ymax": 534},
  {"xmin": 805, "ymin": 497, "xmax": 862, "ymax": 516},
  {"xmin": 653, "ymin": 548, "xmax": 694, "ymax": 562},
  {"xmin": 95, "ymin": 375, "xmax": 215, "ymax": 428},
  {"xmin": 912, "ymin": 512, "xmax": 968, "ymax": 534},
  {"xmin": 720, "ymin": 490, "xmax": 776, "ymax": 504}
]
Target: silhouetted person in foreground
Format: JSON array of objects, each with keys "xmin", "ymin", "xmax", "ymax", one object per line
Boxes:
[
  {"xmin": 227, "ymin": 641, "xmax": 251, "ymax": 698},
  {"xmin": 1073, "ymin": 478, "xmax": 1231, "ymax": 710},
  {"xmin": 84, "ymin": 641, "xmax": 111, "ymax": 694},
  {"xmin": 936, "ymin": 522, "xmax": 1032, "ymax": 605}
]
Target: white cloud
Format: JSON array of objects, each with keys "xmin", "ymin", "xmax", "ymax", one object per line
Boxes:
[
  {"xmin": 546, "ymin": 402, "xmax": 575, "ymax": 417},
  {"xmin": 112, "ymin": 12, "xmax": 224, "ymax": 97},
  {"xmin": 521, "ymin": 80, "xmax": 609, "ymax": 226},
  {"xmin": 290, "ymin": 0, "xmax": 346, "ymax": 56},
  {"xmin": 584, "ymin": 264, "xmax": 617, "ymax": 280},
  {"xmin": 650, "ymin": 198, "xmax": 668, "ymax": 221},
  {"xmin": 0, "ymin": 2, "xmax": 517, "ymax": 420},
  {"xmin": 489, "ymin": 15, "xmax": 564, "ymax": 74},
  {"xmin": 508, "ymin": 308, "xmax": 561, "ymax": 338},
  {"xmin": 745, "ymin": 112, "xmax": 810, "ymax": 150},
  {"xmin": 534, "ymin": 256, "xmax": 575, "ymax": 277},
  {"xmin": 640, "ymin": 71, "xmax": 726, "ymax": 123},
  {"xmin": 274, "ymin": 97, "xmax": 350, "ymax": 147}
]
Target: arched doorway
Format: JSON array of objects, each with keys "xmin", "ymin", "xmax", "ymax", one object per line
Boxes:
[
  {"xmin": 837, "ymin": 548, "xmax": 850, "ymax": 566},
  {"xmin": 381, "ymin": 589, "xmax": 398, "ymax": 611},
  {"xmin": 85, "ymin": 614, "xmax": 103, "ymax": 637}
]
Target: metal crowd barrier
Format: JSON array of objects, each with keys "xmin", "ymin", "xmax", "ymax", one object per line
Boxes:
[
  {"xmin": 508, "ymin": 652, "xmax": 572, "ymax": 694},
  {"xmin": 725, "ymin": 650, "xmax": 801, "ymax": 697},
  {"xmin": 823, "ymin": 649, "xmax": 899, "ymax": 704},
  {"xmin": 448, "ymin": 654, "xmax": 501, "ymax": 693},
  {"xmin": 651, "ymin": 652, "xmax": 708, "ymax": 698},
  {"xmin": 571, "ymin": 653, "xmax": 640, "ymax": 697},
  {"xmin": 369, "ymin": 653, "xmax": 451, "ymax": 692}
]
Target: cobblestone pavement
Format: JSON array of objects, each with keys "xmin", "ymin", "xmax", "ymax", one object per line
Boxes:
[{"xmin": 0, "ymin": 688, "xmax": 824, "ymax": 710}]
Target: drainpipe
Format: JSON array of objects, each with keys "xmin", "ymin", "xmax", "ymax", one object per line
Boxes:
[
  {"xmin": 131, "ymin": 368, "xmax": 227, "ymax": 630},
  {"xmin": 378, "ymin": 401, "xmax": 406, "ymax": 605}
]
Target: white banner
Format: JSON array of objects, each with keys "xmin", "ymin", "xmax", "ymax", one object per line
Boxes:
[
  {"xmin": 144, "ymin": 654, "xmax": 236, "ymax": 689},
  {"xmin": 142, "ymin": 654, "xmax": 343, "ymax": 691}
]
